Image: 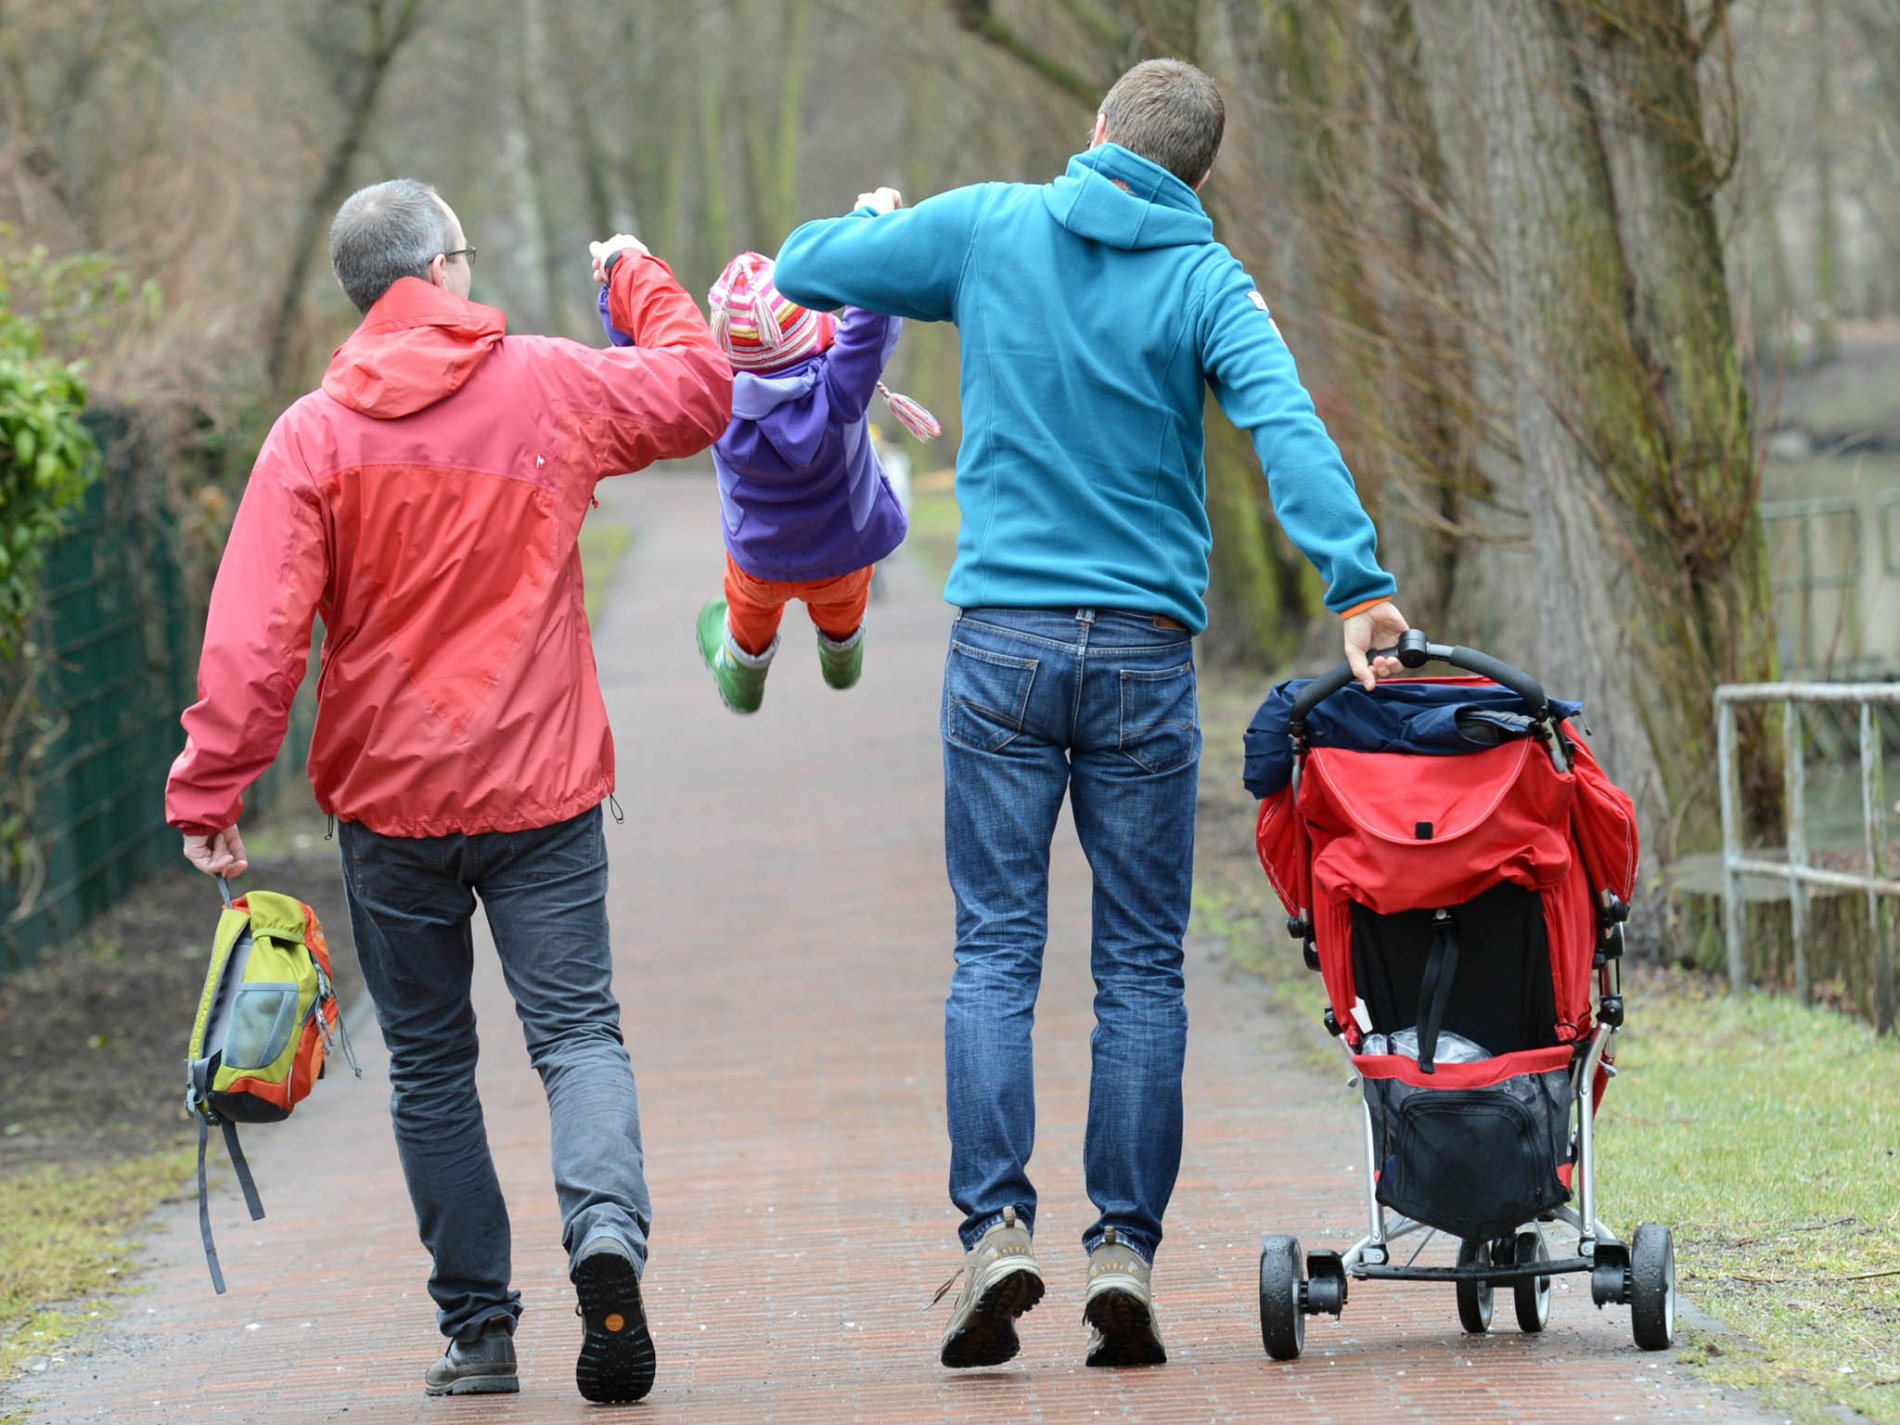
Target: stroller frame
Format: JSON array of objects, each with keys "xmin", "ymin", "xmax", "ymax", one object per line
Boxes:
[{"xmin": 1254, "ymin": 631, "xmax": 1676, "ymax": 1358}]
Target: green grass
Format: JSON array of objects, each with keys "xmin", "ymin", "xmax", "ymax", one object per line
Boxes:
[
  {"xmin": 1597, "ymin": 978, "xmax": 1900, "ymax": 1423},
  {"xmin": 0, "ymin": 1149, "xmax": 193, "ymax": 1384},
  {"xmin": 1205, "ymin": 880, "xmax": 1900, "ymax": 1420},
  {"xmin": 578, "ymin": 518, "xmax": 633, "ymax": 622}
]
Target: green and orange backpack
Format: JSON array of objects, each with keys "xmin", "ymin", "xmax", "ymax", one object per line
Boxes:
[{"xmin": 185, "ymin": 876, "xmax": 358, "ymax": 1292}]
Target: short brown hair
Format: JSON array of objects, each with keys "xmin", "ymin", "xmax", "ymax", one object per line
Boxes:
[{"xmin": 1098, "ymin": 59, "xmax": 1224, "ymax": 189}]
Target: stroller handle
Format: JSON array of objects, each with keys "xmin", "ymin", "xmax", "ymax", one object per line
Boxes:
[{"xmin": 1287, "ymin": 628, "xmax": 1552, "ymax": 733}]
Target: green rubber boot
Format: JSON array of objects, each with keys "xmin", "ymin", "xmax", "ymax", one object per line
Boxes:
[
  {"xmin": 816, "ymin": 625, "xmax": 864, "ymax": 691},
  {"xmin": 695, "ymin": 598, "xmax": 772, "ymax": 714}
]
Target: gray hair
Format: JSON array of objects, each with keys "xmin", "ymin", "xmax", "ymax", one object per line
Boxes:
[
  {"xmin": 1099, "ymin": 59, "xmax": 1225, "ymax": 190},
  {"xmin": 328, "ymin": 179, "xmax": 455, "ymax": 313}
]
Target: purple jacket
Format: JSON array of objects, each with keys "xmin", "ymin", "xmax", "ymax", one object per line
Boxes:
[{"xmin": 600, "ymin": 292, "xmax": 908, "ymax": 582}]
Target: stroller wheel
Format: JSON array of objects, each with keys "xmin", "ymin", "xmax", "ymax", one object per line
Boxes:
[
  {"xmin": 1511, "ymin": 1229, "xmax": 1552, "ymax": 1333},
  {"xmin": 1629, "ymin": 1224, "xmax": 1676, "ymax": 1351},
  {"xmin": 1258, "ymin": 1234, "xmax": 1305, "ymax": 1361},
  {"xmin": 1455, "ymin": 1239, "xmax": 1493, "ymax": 1334}
]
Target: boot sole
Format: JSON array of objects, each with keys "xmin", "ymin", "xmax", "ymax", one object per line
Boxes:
[
  {"xmin": 939, "ymin": 1264, "xmax": 1044, "ymax": 1369},
  {"xmin": 573, "ymin": 1250, "xmax": 657, "ymax": 1404},
  {"xmin": 423, "ymin": 1370, "xmax": 519, "ymax": 1397},
  {"xmin": 1084, "ymin": 1285, "xmax": 1167, "ymax": 1367}
]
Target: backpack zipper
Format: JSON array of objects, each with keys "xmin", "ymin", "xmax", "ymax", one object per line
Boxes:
[{"xmin": 312, "ymin": 965, "xmax": 363, "ymax": 1078}]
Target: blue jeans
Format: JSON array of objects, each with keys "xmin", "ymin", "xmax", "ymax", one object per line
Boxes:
[
  {"xmin": 338, "ymin": 805, "xmax": 650, "ymax": 1341},
  {"xmin": 942, "ymin": 608, "xmax": 1199, "ymax": 1264}
]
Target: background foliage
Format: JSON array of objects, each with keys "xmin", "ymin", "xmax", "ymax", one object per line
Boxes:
[{"xmin": 0, "ymin": 0, "xmax": 1894, "ymax": 968}]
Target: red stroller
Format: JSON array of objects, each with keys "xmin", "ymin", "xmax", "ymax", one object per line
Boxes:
[{"xmin": 1248, "ymin": 631, "xmax": 1676, "ymax": 1356}]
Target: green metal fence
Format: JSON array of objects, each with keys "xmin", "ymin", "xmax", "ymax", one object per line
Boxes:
[{"xmin": 0, "ymin": 407, "xmax": 309, "ymax": 978}]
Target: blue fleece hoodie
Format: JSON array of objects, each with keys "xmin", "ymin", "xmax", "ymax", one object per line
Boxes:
[{"xmin": 773, "ymin": 143, "xmax": 1395, "ymax": 631}]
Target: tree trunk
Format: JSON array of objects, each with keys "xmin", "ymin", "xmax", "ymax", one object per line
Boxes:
[
  {"xmin": 1572, "ymin": 0, "xmax": 1779, "ymax": 846},
  {"xmin": 500, "ymin": 33, "xmax": 550, "ymax": 332},
  {"xmin": 1219, "ymin": 0, "xmax": 1494, "ymax": 646},
  {"xmin": 519, "ymin": 0, "xmax": 568, "ymax": 334},
  {"xmin": 697, "ymin": 3, "xmax": 736, "ymax": 287},
  {"xmin": 263, "ymin": 0, "xmax": 425, "ymax": 393},
  {"xmin": 767, "ymin": 0, "xmax": 813, "ymax": 250},
  {"xmin": 736, "ymin": 0, "xmax": 814, "ymax": 252},
  {"xmin": 1811, "ymin": 0, "xmax": 1838, "ymax": 359},
  {"xmin": 1460, "ymin": 0, "xmax": 1774, "ymax": 899}
]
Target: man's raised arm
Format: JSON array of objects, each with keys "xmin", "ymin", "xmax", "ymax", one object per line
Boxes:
[
  {"xmin": 553, "ymin": 243, "xmax": 735, "ymax": 476},
  {"xmin": 773, "ymin": 186, "xmax": 990, "ymax": 324}
]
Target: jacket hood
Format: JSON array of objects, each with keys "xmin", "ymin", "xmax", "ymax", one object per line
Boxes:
[
  {"xmin": 723, "ymin": 363, "xmax": 826, "ymax": 469},
  {"xmin": 730, "ymin": 364, "xmax": 819, "ymax": 421},
  {"xmin": 322, "ymin": 277, "xmax": 507, "ymax": 419},
  {"xmin": 1041, "ymin": 144, "xmax": 1213, "ymax": 250}
]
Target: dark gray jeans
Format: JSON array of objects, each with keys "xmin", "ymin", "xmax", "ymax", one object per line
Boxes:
[{"xmin": 339, "ymin": 805, "xmax": 650, "ymax": 1342}]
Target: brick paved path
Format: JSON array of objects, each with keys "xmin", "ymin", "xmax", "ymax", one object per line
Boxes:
[{"xmin": 10, "ymin": 473, "xmax": 1773, "ymax": 1423}]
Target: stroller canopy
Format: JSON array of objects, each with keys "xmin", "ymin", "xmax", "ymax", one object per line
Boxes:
[
  {"xmin": 1252, "ymin": 676, "xmax": 1636, "ymax": 1045},
  {"xmin": 1244, "ymin": 676, "xmax": 1585, "ymax": 800}
]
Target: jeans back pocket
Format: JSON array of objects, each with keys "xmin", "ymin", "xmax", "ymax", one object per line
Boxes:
[
  {"xmin": 944, "ymin": 640, "xmax": 1039, "ymax": 752},
  {"xmin": 1118, "ymin": 661, "xmax": 1198, "ymax": 773}
]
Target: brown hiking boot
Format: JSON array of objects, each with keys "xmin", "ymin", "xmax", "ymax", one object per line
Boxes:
[
  {"xmin": 937, "ymin": 1206, "xmax": 1045, "ymax": 1368},
  {"xmin": 1083, "ymin": 1228, "xmax": 1166, "ymax": 1367}
]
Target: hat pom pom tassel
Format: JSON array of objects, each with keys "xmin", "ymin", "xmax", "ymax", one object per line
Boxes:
[{"xmin": 877, "ymin": 383, "xmax": 941, "ymax": 442}]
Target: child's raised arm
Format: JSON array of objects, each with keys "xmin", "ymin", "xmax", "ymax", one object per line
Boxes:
[{"xmin": 819, "ymin": 307, "xmax": 901, "ymax": 423}]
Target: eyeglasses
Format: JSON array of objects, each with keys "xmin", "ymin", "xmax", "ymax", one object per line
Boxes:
[{"xmin": 440, "ymin": 246, "xmax": 477, "ymax": 268}]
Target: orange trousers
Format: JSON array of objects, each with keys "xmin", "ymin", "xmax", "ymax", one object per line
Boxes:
[{"xmin": 723, "ymin": 553, "xmax": 872, "ymax": 656}]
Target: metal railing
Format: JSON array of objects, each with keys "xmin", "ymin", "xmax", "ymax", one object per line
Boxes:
[{"xmin": 1715, "ymin": 682, "xmax": 1898, "ymax": 1035}]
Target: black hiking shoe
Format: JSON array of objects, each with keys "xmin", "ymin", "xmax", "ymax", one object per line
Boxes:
[
  {"xmin": 572, "ymin": 1235, "xmax": 656, "ymax": 1403},
  {"xmin": 423, "ymin": 1317, "xmax": 518, "ymax": 1396}
]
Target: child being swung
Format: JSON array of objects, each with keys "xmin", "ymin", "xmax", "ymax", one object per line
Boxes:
[{"xmin": 603, "ymin": 252, "xmax": 936, "ymax": 712}]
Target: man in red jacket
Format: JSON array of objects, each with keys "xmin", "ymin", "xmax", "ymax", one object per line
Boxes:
[{"xmin": 164, "ymin": 179, "xmax": 732, "ymax": 1404}]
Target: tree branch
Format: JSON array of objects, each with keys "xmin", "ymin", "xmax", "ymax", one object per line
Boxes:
[
  {"xmin": 264, "ymin": 0, "xmax": 428, "ymax": 391},
  {"xmin": 946, "ymin": 0, "xmax": 1103, "ymax": 106}
]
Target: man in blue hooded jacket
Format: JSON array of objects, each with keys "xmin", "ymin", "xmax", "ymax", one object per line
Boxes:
[{"xmin": 775, "ymin": 58, "xmax": 1409, "ymax": 1370}]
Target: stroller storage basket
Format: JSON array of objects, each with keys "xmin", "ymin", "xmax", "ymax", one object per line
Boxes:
[{"xmin": 1360, "ymin": 1045, "xmax": 1573, "ymax": 1243}]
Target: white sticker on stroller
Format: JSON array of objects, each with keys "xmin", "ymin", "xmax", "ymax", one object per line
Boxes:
[{"xmin": 1351, "ymin": 998, "xmax": 1373, "ymax": 1034}]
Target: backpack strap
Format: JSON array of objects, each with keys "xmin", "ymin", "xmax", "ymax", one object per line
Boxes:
[
  {"xmin": 196, "ymin": 1115, "xmax": 267, "ymax": 1296},
  {"xmin": 223, "ymin": 1120, "xmax": 265, "ymax": 1222},
  {"xmin": 198, "ymin": 1117, "xmax": 225, "ymax": 1295},
  {"xmin": 1415, "ymin": 909, "xmax": 1461, "ymax": 1075}
]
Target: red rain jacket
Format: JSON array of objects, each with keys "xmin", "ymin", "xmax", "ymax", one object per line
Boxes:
[{"xmin": 165, "ymin": 255, "xmax": 733, "ymax": 838}]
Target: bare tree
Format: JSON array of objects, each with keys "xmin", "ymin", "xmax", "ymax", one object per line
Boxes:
[
  {"xmin": 263, "ymin": 0, "xmax": 427, "ymax": 393},
  {"xmin": 1421, "ymin": 0, "xmax": 1775, "ymax": 881}
]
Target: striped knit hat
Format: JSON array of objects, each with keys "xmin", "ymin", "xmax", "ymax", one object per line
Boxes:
[
  {"xmin": 707, "ymin": 252, "xmax": 836, "ymax": 373},
  {"xmin": 705, "ymin": 251, "xmax": 943, "ymax": 443}
]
